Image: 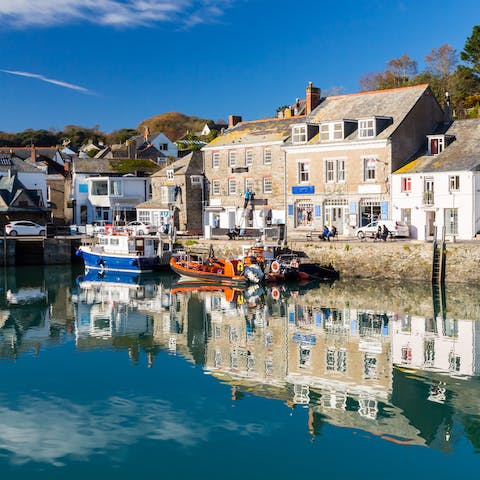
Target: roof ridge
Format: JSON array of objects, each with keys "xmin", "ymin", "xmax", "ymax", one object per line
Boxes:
[{"xmin": 327, "ymin": 84, "xmax": 429, "ymax": 99}]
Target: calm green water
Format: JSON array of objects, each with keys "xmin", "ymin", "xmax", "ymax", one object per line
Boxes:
[{"xmin": 1, "ymin": 265, "xmax": 480, "ymax": 478}]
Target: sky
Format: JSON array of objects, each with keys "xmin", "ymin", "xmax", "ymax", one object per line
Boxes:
[{"xmin": 0, "ymin": 0, "xmax": 479, "ymax": 134}]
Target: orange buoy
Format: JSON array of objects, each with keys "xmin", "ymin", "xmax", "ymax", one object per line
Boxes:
[
  {"xmin": 271, "ymin": 287, "xmax": 280, "ymax": 300},
  {"xmin": 271, "ymin": 261, "xmax": 280, "ymax": 273}
]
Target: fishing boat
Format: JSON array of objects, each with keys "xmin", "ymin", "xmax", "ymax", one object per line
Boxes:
[
  {"xmin": 170, "ymin": 249, "xmax": 263, "ymax": 286},
  {"xmin": 76, "ymin": 233, "xmax": 161, "ymax": 273}
]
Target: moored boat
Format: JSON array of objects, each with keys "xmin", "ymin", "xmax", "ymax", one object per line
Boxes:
[
  {"xmin": 170, "ymin": 247, "xmax": 264, "ymax": 286},
  {"xmin": 76, "ymin": 233, "xmax": 160, "ymax": 273}
]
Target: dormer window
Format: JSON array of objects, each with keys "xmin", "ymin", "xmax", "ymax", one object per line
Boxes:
[
  {"xmin": 320, "ymin": 122, "xmax": 344, "ymax": 141},
  {"xmin": 359, "ymin": 119, "xmax": 375, "ymax": 138},
  {"xmin": 428, "ymin": 135, "xmax": 445, "ymax": 155},
  {"xmin": 292, "ymin": 125, "xmax": 307, "ymax": 143}
]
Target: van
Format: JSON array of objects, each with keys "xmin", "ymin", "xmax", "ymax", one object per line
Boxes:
[{"xmin": 355, "ymin": 220, "xmax": 410, "ymax": 239}]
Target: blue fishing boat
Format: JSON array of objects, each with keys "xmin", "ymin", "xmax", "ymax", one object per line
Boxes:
[{"xmin": 76, "ymin": 233, "xmax": 160, "ymax": 273}]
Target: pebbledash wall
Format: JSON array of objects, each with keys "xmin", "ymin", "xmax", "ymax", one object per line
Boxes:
[{"xmin": 187, "ymin": 239, "xmax": 480, "ymax": 284}]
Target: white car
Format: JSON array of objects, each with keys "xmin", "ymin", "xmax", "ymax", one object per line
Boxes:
[
  {"xmin": 5, "ymin": 221, "xmax": 46, "ymax": 237},
  {"xmin": 126, "ymin": 221, "xmax": 157, "ymax": 236},
  {"xmin": 355, "ymin": 220, "xmax": 410, "ymax": 239}
]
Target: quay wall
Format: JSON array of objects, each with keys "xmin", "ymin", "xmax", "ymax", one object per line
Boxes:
[{"xmin": 180, "ymin": 239, "xmax": 480, "ymax": 284}]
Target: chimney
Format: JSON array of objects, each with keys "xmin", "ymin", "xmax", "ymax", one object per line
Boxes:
[
  {"xmin": 284, "ymin": 107, "xmax": 293, "ymax": 118},
  {"xmin": 30, "ymin": 144, "xmax": 36, "ymax": 163},
  {"xmin": 444, "ymin": 91, "xmax": 452, "ymax": 125},
  {"xmin": 306, "ymin": 82, "xmax": 321, "ymax": 115},
  {"xmin": 228, "ymin": 115, "xmax": 242, "ymax": 128},
  {"xmin": 126, "ymin": 139, "xmax": 136, "ymax": 159}
]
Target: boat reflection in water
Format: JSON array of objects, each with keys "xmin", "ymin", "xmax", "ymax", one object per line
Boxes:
[{"xmin": 1, "ymin": 266, "xmax": 480, "ymax": 466}]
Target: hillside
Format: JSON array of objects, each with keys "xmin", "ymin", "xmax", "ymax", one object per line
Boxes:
[{"xmin": 137, "ymin": 112, "xmax": 212, "ymax": 141}]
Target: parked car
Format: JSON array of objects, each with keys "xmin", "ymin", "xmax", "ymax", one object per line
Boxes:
[
  {"xmin": 126, "ymin": 221, "xmax": 157, "ymax": 236},
  {"xmin": 5, "ymin": 221, "xmax": 46, "ymax": 237},
  {"xmin": 355, "ymin": 220, "xmax": 410, "ymax": 239}
]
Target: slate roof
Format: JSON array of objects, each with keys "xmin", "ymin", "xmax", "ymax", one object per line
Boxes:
[
  {"xmin": 302, "ymin": 84, "xmax": 434, "ymax": 143},
  {"xmin": 0, "ymin": 154, "xmax": 44, "ymax": 173},
  {"xmin": 395, "ymin": 119, "xmax": 480, "ymax": 174},
  {"xmin": 152, "ymin": 150, "xmax": 202, "ymax": 177},
  {"xmin": 205, "ymin": 116, "xmax": 306, "ymax": 148},
  {"xmin": 0, "ymin": 174, "xmax": 45, "ymax": 208}
]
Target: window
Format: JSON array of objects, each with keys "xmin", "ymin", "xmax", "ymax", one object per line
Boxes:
[
  {"xmin": 166, "ymin": 169, "xmax": 174, "ymax": 181},
  {"xmin": 401, "ymin": 177, "xmax": 412, "ymax": 192},
  {"xmin": 245, "ymin": 178, "xmax": 254, "ymax": 192},
  {"xmin": 359, "ymin": 119, "xmax": 375, "ymax": 138},
  {"xmin": 91, "ymin": 180, "xmax": 108, "ymax": 196},
  {"xmin": 429, "ymin": 136, "xmax": 445, "ymax": 155},
  {"xmin": 263, "ymin": 147, "xmax": 272, "ymax": 164},
  {"xmin": 228, "ymin": 179, "xmax": 237, "ymax": 195},
  {"xmin": 320, "ymin": 122, "xmax": 343, "ymax": 141},
  {"xmin": 296, "ymin": 202, "xmax": 313, "ymax": 227},
  {"xmin": 337, "ymin": 159, "xmax": 345, "ymax": 182},
  {"xmin": 212, "ymin": 180, "xmax": 220, "ymax": 195},
  {"xmin": 363, "ymin": 157, "xmax": 376, "ymax": 181},
  {"xmin": 228, "ymin": 151, "xmax": 236, "ymax": 167},
  {"xmin": 110, "ymin": 179, "xmax": 122, "ymax": 196},
  {"xmin": 449, "ymin": 175, "xmax": 460, "ymax": 191},
  {"xmin": 245, "ymin": 150, "xmax": 253, "ymax": 166},
  {"xmin": 161, "ymin": 186, "xmax": 175, "ymax": 203},
  {"xmin": 263, "ymin": 177, "xmax": 272, "ymax": 194},
  {"xmin": 325, "ymin": 160, "xmax": 335, "ymax": 183},
  {"xmin": 298, "ymin": 162, "xmax": 310, "ymax": 183},
  {"xmin": 212, "ymin": 152, "xmax": 220, "ymax": 168},
  {"xmin": 191, "ymin": 176, "xmax": 202, "ymax": 185},
  {"xmin": 138, "ymin": 210, "xmax": 151, "ymax": 222},
  {"xmin": 292, "ymin": 125, "xmax": 307, "ymax": 143},
  {"xmin": 445, "ymin": 208, "xmax": 458, "ymax": 235}
]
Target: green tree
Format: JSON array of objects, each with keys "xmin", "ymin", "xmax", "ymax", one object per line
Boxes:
[{"xmin": 460, "ymin": 25, "xmax": 480, "ymax": 76}]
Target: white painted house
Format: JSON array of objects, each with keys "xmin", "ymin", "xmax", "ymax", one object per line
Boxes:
[
  {"xmin": 72, "ymin": 158, "xmax": 154, "ymax": 225},
  {"xmin": 392, "ymin": 119, "xmax": 480, "ymax": 241}
]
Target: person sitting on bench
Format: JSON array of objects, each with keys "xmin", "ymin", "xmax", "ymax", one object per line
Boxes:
[
  {"xmin": 319, "ymin": 225, "xmax": 331, "ymax": 241},
  {"xmin": 227, "ymin": 227, "xmax": 240, "ymax": 240}
]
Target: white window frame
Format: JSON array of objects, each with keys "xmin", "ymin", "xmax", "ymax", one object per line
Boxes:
[
  {"xmin": 166, "ymin": 169, "xmax": 174, "ymax": 181},
  {"xmin": 298, "ymin": 162, "xmax": 310, "ymax": 183},
  {"xmin": 212, "ymin": 152, "xmax": 220, "ymax": 168},
  {"xmin": 138, "ymin": 210, "xmax": 151, "ymax": 223},
  {"xmin": 263, "ymin": 177, "xmax": 272, "ymax": 194},
  {"xmin": 401, "ymin": 177, "xmax": 412, "ymax": 192},
  {"xmin": 263, "ymin": 147, "xmax": 272, "ymax": 165},
  {"xmin": 245, "ymin": 149, "xmax": 253, "ymax": 166},
  {"xmin": 161, "ymin": 186, "xmax": 175, "ymax": 203},
  {"xmin": 212, "ymin": 180, "xmax": 221, "ymax": 195},
  {"xmin": 359, "ymin": 119, "xmax": 375, "ymax": 138},
  {"xmin": 228, "ymin": 179, "xmax": 237, "ymax": 195},
  {"xmin": 337, "ymin": 159, "xmax": 345, "ymax": 182},
  {"xmin": 228, "ymin": 150, "xmax": 236, "ymax": 167},
  {"xmin": 363, "ymin": 157, "xmax": 377, "ymax": 181},
  {"xmin": 191, "ymin": 175, "xmax": 202, "ymax": 185},
  {"xmin": 428, "ymin": 136, "xmax": 445, "ymax": 155},
  {"xmin": 325, "ymin": 160, "xmax": 335, "ymax": 183},
  {"xmin": 320, "ymin": 122, "xmax": 344, "ymax": 141},
  {"xmin": 292, "ymin": 125, "xmax": 307, "ymax": 143},
  {"xmin": 445, "ymin": 208, "xmax": 458, "ymax": 235},
  {"xmin": 449, "ymin": 175, "xmax": 460, "ymax": 192},
  {"xmin": 245, "ymin": 177, "xmax": 254, "ymax": 192}
]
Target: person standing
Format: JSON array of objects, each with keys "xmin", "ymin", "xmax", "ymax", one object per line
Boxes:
[{"xmin": 243, "ymin": 188, "xmax": 252, "ymax": 208}]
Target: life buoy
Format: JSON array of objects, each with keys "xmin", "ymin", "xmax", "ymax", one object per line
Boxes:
[
  {"xmin": 271, "ymin": 287, "xmax": 280, "ymax": 300},
  {"xmin": 271, "ymin": 261, "xmax": 280, "ymax": 273},
  {"xmin": 290, "ymin": 260, "xmax": 299, "ymax": 269},
  {"xmin": 237, "ymin": 261, "xmax": 244, "ymax": 273}
]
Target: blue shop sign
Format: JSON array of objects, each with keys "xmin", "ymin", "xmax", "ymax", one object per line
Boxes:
[
  {"xmin": 292, "ymin": 186, "xmax": 315, "ymax": 195},
  {"xmin": 293, "ymin": 333, "xmax": 316, "ymax": 345}
]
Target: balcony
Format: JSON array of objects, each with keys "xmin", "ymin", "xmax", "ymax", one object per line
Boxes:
[{"xmin": 423, "ymin": 191, "xmax": 434, "ymax": 205}]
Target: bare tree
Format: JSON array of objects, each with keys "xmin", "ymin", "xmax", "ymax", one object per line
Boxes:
[{"xmin": 425, "ymin": 44, "xmax": 458, "ymax": 94}]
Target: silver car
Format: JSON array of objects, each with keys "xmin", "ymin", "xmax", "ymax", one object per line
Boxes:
[{"xmin": 356, "ymin": 220, "xmax": 410, "ymax": 239}]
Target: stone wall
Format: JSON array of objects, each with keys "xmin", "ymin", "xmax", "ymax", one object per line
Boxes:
[{"xmin": 179, "ymin": 239, "xmax": 480, "ymax": 284}]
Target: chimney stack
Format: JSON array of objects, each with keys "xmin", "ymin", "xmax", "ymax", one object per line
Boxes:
[
  {"xmin": 228, "ymin": 115, "xmax": 242, "ymax": 128},
  {"xmin": 30, "ymin": 144, "xmax": 36, "ymax": 163},
  {"xmin": 306, "ymin": 82, "xmax": 321, "ymax": 115}
]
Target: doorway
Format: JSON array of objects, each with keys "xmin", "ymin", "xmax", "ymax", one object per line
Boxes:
[{"xmin": 426, "ymin": 211, "xmax": 436, "ymax": 239}]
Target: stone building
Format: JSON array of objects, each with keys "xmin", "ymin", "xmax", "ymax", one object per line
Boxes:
[
  {"xmin": 136, "ymin": 150, "xmax": 204, "ymax": 233},
  {"xmin": 202, "ymin": 83, "xmax": 322, "ymax": 237},
  {"xmin": 284, "ymin": 84, "xmax": 444, "ymax": 236}
]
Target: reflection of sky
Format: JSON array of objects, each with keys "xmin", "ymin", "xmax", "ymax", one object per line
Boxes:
[{"xmin": 0, "ymin": 394, "xmax": 266, "ymax": 466}]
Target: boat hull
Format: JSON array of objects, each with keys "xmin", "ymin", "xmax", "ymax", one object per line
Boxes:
[{"xmin": 79, "ymin": 248, "xmax": 157, "ymax": 273}]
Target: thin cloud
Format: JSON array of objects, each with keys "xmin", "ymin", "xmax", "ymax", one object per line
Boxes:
[
  {"xmin": 0, "ymin": 69, "xmax": 93, "ymax": 95},
  {"xmin": 0, "ymin": 0, "xmax": 233, "ymax": 29}
]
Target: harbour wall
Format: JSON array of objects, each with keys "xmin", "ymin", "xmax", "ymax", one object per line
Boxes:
[{"xmin": 180, "ymin": 238, "xmax": 480, "ymax": 284}]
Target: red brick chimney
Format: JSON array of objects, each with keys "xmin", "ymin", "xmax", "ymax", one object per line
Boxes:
[
  {"xmin": 306, "ymin": 82, "xmax": 321, "ymax": 115},
  {"xmin": 228, "ymin": 115, "xmax": 242, "ymax": 128},
  {"xmin": 30, "ymin": 144, "xmax": 36, "ymax": 163}
]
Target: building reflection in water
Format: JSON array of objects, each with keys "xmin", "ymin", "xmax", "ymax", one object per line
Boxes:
[{"xmin": 1, "ymin": 266, "xmax": 480, "ymax": 453}]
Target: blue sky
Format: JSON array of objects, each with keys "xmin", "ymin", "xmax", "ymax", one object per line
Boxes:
[{"xmin": 0, "ymin": 0, "xmax": 478, "ymax": 133}]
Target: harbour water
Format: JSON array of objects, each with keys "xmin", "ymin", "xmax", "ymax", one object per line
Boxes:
[{"xmin": 1, "ymin": 265, "xmax": 480, "ymax": 478}]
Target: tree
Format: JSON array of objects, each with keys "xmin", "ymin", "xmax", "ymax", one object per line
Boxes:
[
  {"xmin": 460, "ymin": 25, "xmax": 480, "ymax": 76},
  {"xmin": 386, "ymin": 54, "xmax": 418, "ymax": 87},
  {"xmin": 425, "ymin": 44, "xmax": 458, "ymax": 96}
]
